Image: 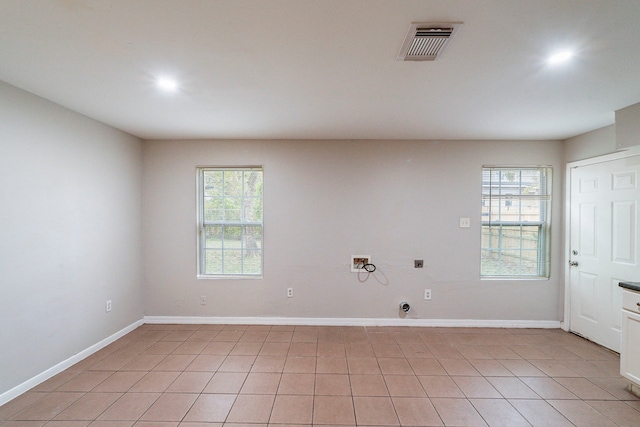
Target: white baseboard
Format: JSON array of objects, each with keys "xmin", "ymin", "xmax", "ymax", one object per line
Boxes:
[
  {"xmin": 0, "ymin": 319, "xmax": 144, "ymax": 407},
  {"xmin": 144, "ymin": 316, "xmax": 561, "ymax": 329}
]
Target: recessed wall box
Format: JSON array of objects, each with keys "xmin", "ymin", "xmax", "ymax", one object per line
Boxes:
[{"xmin": 351, "ymin": 255, "xmax": 372, "ymax": 272}]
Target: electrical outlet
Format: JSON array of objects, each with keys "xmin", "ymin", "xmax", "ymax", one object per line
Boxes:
[
  {"xmin": 414, "ymin": 259, "xmax": 424, "ymax": 268},
  {"xmin": 287, "ymin": 288, "xmax": 294, "ymax": 298},
  {"xmin": 105, "ymin": 300, "xmax": 112, "ymax": 312},
  {"xmin": 200, "ymin": 295, "xmax": 207, "ymax": 305},
  {"xmin": 459, "ymin": 217, "xmax": 471, "ymax": 228},
  {"xmin": 424, "ymin": 289, "xmax": 432, "ymax": 300}
]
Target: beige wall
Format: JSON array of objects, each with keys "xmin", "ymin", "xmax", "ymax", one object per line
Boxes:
[
  {"xmin": 563, "ymin": 125, "xmax": 616, "ymax": 163},
  {"xmin": 0, "ymin": 81, "xmax": 144, "ymax": 398},
  {"xmin": 143, "ymin": 139, "xmax": 564, "ymax": 322},
  {"xmin": 616, "ymin": 103, "xmax": 640, "ymax": 150},
  {"xmin": 564, "ymin": 103, "xmax": 640, "ymax": 164}
]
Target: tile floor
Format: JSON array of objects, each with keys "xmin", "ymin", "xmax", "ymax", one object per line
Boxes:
[{"xmin": 1, "ymin": 324, "xmax": 639, "ymax": 426}]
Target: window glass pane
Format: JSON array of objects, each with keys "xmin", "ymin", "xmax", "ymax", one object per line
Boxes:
[
  {"xmin": 244, "ymin": 170, "xmax": 263, "ymax": 197},
  {"xmin": 223, "ymin": 250, "xmax": 243, "ymax": 274},
  {"xmin": 242, "ymin": 250, "xmax": 262, "ymax": 274},
  {"xmin": 203, "ymin": 171, "xmax": 223, "ymax": 197},
  {"xmin": 243, "ymin": 225, "xmax": 262, "ymax": 275},
  {"xmin": 223, "ymin": 171, "xmax": 243, "ymax": 197},
  {"xmin": 223, "ymin": 226, "xmax": 243, "ymax": 248},
  {"xmin": 482, "ymin": 168, "xmax": 546, "ymax": 223},
  {"xmin": 243, "ymin": 197, "xmax": 261, "ymax": 222},
  {"xmin": 204, "ymin": 249, "xmax": 222, "ymax": 274},
  {"xmin": 244, "ymin": 225, "xmax": 262, "ymax": 250},
  {"xmin": 204, "ymin": 197, "xmax": 223, "ymax": 222},
  {"xmin": 481, "ymin": 167, "xmax": 551, "ymax": 278},
  {"xmin": 198, "ymin": 167, "xmax": 263, "ymax": 277},
  {"xmin": 520, "ymin": 250, "xmax": 540, "ymax": 274},
  {"xmin": 224, "ymin": 197, "xmax": 242, "ymax": 222},
  {"xmin": 204, "ymin": 226, "xmax": 223, "ymax": 249},
  {"xmin": 244, "ymin": 171, "xmax": 263, "ymax": 222}
]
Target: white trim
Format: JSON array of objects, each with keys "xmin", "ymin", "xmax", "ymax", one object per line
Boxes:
[
  {"xmin": 564, "ymin": 162, "xmax": 572, "ymax": 332},
  {"xmin": 144, "ymin": 316, "xmax": 560, "ymax": 329},
  {"xmin": 568, "ymin": 145, "xmax": 640, "ymax": 169},
  {"xmin": 0, "ymin": 319, "xmax": 143, "ymax": 407},
  {"xmin": 564, "ymin": 148, "xmax": 640, "ymax": 334}
]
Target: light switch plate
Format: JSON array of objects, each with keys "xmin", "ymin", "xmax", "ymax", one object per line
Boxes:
[{"xmin": 459, "ymin": 217, "xmax": 471, "ymax": 228}]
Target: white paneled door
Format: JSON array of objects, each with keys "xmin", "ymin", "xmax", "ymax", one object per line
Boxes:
[{"xmin": 569, "ymin": 155, "xmax": 640, "ymax": 352}]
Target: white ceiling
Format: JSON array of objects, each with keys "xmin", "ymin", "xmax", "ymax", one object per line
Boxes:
[{"xmin": 2, "ymin": 0, "xmax": 640, "ymax": 141}]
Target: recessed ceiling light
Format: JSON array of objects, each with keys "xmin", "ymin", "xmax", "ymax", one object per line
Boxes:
[
  {"xmin": 156, "ymin": 77, "xmax": 179, "ymax": 92},
  {"xmin": 547, "ymin": 50, "xmax": 575, "ymax": 65}
]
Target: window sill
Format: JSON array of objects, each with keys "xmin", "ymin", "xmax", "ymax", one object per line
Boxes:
[{"xmin": 197, "ymin": 274, "xmax": 263, "ymax": 280}]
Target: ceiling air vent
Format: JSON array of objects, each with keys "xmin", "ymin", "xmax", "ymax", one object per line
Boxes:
[{"xmin": 397, "ymin": 22, "xmax": 462, "ymax": 61}]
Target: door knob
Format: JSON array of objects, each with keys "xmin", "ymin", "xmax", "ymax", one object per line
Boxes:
[{"xmin": 568, "ymin": 261, "xmax": 578, "ymax": 267}]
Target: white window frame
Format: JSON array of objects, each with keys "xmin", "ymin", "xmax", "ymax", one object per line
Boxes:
[
  {"xmin": 196, "ymin": 167, "xmax": 263, "ymax": 278},
  {"xmin": 481, "ymin": 166, "xmax": 552, "ymax": 279}
]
